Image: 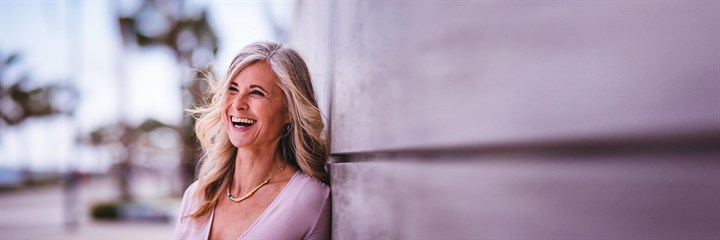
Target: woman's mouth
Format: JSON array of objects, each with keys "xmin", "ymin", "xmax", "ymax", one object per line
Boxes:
[{"xmin": 230, "ymin": 116, "xmax": 257, "ymax": 129}]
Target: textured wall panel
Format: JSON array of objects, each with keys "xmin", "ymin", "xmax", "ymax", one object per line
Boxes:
[
  {"xmin": 329, "ymin": 1, "xmax": 720, "ymax": 153},
  {"xmin": 287, "ymin": 2, "xmax": 720, "ymax": 240},
  {"xmin": 330, "ymin": 154, "xmax": 720, "ymax": 239},
  {"xmin": 288, "ymin": 1, "xmax": 333, "ymax": 124}
]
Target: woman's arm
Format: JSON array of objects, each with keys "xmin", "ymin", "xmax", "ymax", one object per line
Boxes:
[
  {"xmin": 304, "ymin": 194, "xmax": 331, "ymax": 240},
  {"xmin": 173, "ymin": 181, "xmax": 197, "ymax": 239}
]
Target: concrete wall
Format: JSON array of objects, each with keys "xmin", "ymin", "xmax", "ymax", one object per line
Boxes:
[{"xmin": 289, "ymin": 1, "xmax": 720, "ymax": 239}]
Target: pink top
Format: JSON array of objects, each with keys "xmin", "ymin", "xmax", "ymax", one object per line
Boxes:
[{"xmin": 173, "ymin": 171, "xmax": 331, "ymax": 240}]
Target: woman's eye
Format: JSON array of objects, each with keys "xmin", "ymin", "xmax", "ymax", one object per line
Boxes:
[
  {"xmin": 228, "ymin": 87, "xmax": 238, "ymax": 92},
  {"xmin": 250, "ymin": 90, "xmax": 265, "ymax": 97}
]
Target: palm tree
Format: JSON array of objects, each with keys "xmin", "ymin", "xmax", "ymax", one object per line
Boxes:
[
  {"xmin": 0, "ymin": 52, "xmax": 76, "ymax": 126},
  {"xmin": 116, "ymin": 0, "xmax": 219, "ymax": 192}
]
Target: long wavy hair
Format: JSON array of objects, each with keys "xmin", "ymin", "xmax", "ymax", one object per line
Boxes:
[{"xmin": 187, "ymin": 41, "xmax": 328, "ymax": 221}]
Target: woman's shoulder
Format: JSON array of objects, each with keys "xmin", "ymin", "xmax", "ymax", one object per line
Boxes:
[
  {"xmin": 179, "ymin": 180, "xmax": 203, "ymax": 207},
  {"xmin": 176, "ymin": 181, "xmax": 206, "ymax": 221},
  {"xmin": 174, "ymin": 181, "xmax": 210, "ymax": 239},
  {"xmin": 183, "ymin": 181, "xmax": 200, "ymax": 198},
  {"xmin": 285, "ymin": 171, "xmax": 330, "ymax": 208},
  {"xmin": 292, "ymin": 171, "xmax": 330, "ymax": 194}
]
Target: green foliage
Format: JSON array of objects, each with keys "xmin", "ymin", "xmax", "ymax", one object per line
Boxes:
[{"xmin": 91, "ymin": 201, "xmax": 120, "ymax": 220}]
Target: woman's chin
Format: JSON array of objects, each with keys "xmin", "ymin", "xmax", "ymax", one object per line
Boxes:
[{"xmin": 228, "ymin": 139, "xmax": 252, "ymax": 148}]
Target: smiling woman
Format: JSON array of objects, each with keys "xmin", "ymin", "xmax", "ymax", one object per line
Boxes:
[
  {"xmin": 174, "ymin": 41, "xmax": 330, "ymax": 240},
  {"xmin": 224, "ymin": 62, "xmax": 289, "ymax": 150}
]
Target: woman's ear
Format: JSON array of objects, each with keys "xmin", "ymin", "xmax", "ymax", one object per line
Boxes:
[{"xmin": 284, "ymin": 107, "xmax": 292, "ymax": 124}]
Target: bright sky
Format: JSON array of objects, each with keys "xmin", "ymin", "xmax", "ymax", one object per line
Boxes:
[{"xmin": 0, "ymin": 0, "xmax": 290, "ymax": 172}]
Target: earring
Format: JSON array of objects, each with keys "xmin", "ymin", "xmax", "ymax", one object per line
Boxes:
[{"xmin": 286, "ymin": 124, "xmax": 292, "ymax": 131}]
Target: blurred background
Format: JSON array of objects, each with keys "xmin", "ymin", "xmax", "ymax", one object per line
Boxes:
[
  {"xmin": 1, "ymin": 0, "xmax": 291, "ymax": 238},
  {"xmin": 2, "ymin": 0, "xmax": 720, "ymax": 240}
]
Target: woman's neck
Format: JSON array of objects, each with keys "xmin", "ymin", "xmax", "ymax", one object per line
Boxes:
[{"xmin": 230, "ymin": 146, "xmax": 284, "ymax": 194}]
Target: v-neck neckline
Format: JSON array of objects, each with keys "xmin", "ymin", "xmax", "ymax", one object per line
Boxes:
[{"xmin": 206, "ymin": 170, "xmax": 300, "ymax": 240}]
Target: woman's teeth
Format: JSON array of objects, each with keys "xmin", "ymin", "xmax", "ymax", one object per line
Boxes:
[{"xmin": 231, "ymin": 116, "xmax": 257, "ymax": 127}]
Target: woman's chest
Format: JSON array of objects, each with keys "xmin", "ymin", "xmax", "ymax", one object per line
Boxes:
[{"xmin": 208, "ymin": 186, "xmax": 284, "ymax": 240}]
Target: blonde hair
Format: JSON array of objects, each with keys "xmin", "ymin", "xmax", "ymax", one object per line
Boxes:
[{"xmin": 187, "ymin": 41, "xmax": 328, "ymax": 221}]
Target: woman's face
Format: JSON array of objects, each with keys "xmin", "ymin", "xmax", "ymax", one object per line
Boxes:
[{"xmin": 223, "ymin": 61, "xmax": 288, "ymax": 149}]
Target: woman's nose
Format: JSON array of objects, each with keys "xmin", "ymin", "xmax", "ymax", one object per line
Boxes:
[{"xmin": 232, "ymin": 94, "xmax": 249, "ymax": 110}]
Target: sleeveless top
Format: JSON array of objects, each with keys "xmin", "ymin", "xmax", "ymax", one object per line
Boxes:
[{"xmin": 173, "ymin": 171, "xmax": 330, "ymax": 240}]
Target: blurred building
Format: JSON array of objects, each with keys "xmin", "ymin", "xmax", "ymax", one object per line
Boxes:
[{"xmin": 288, "ymin": 1, "xmax": 719, "ymax": 239}]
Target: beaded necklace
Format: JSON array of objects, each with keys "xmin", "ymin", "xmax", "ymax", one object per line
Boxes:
[{"xmin": 226, "ymin": 161, "xmax": 287, "ymax": 203}]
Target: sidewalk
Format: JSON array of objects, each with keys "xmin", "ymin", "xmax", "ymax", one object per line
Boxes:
[{"xmin": 0, "ymin": 176, "xmax": 177, "ymax": 239}]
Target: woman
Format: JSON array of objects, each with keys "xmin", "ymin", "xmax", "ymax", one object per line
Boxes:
[{"xmin": 174, "ymin": 41, "xmax": 330, "ymax": 240}]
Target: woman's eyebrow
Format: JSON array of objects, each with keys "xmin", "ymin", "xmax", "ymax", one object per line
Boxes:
[{"xmin": 230, "ymin": 82, "xmax": 239, "ymax": 87}]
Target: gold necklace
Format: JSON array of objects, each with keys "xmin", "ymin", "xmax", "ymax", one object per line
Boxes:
[{"xmin": 226, "ymin": 161, "xmax": 287, "ymax": 203}]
